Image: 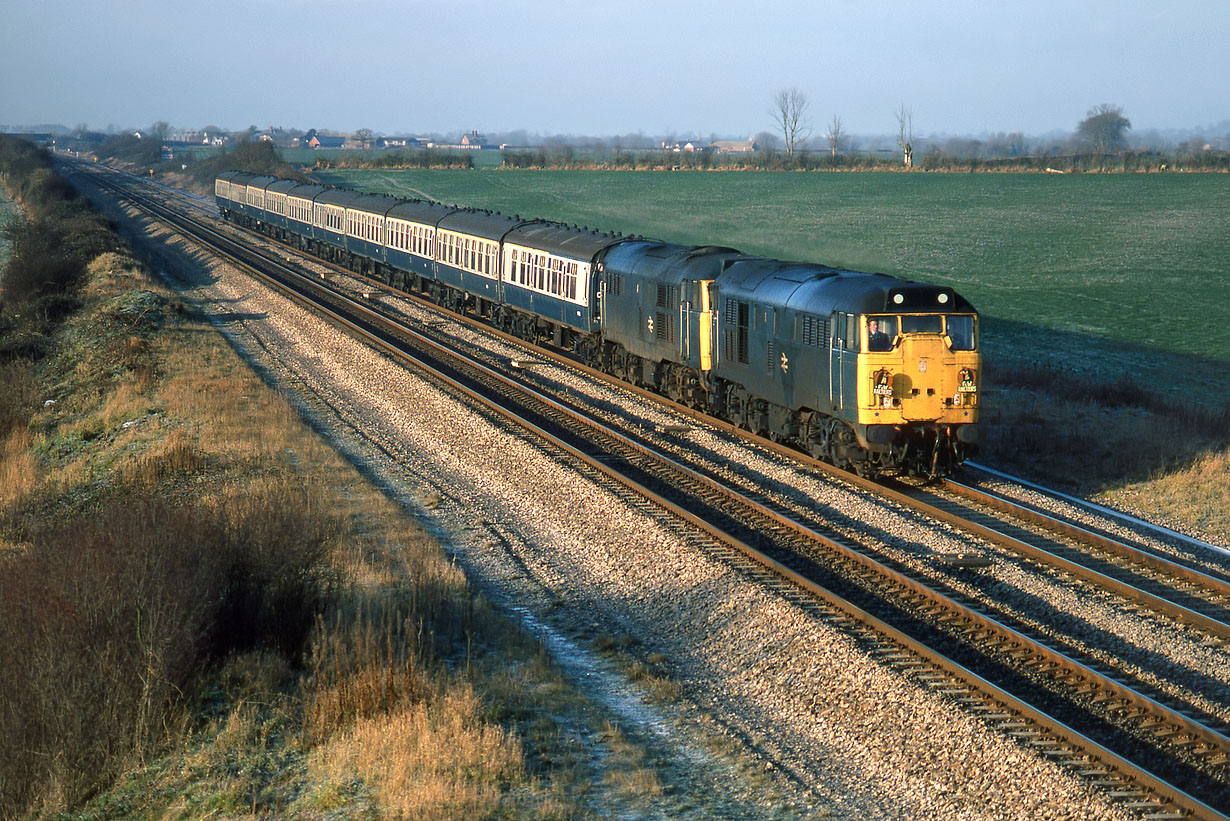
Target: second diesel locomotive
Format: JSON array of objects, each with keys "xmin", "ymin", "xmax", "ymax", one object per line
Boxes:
[{"xmin": 216, "ymin": 171, "xmax": 980, "ymax": 478}]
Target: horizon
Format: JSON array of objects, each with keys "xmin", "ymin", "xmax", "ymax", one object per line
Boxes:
[
  {"xmin": 4, "ymin": 0, "xmax": 1227, "ymax": 141},
  {"xmin": 5, "ymin": 109, "xmax": 1229, "ymax": 151}
]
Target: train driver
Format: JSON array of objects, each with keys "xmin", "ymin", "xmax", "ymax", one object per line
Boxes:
[{"xmin": 867, "ymin": 318, "xmax": 894, "ymax": 352}]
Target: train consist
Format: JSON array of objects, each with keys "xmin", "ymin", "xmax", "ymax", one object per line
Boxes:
[{"xmin": 215, "ymin": 171, "xmax": 980, "ymax": 478}]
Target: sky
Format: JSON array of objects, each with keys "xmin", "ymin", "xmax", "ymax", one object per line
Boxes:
[{"xmin": 2, "ymin": 0, "xmax": 1227, "ymax": 141}]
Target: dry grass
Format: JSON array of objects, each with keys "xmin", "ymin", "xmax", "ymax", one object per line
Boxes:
[
  {"xmin": 308, "ymin": 684, "xmax": 525, "ymax": 819},
  {"xmin": 0, "ymin": 360, "xmax": 40, "ymax": 514},
  {"xmin": 983, "ymin": 363, "xmax": 1230, "ymax": 506},
  {"xmin": 597, "ymin": 721, "xmax": 665, "ymax": 806},
  {"xmin": 0, "ymin": 426, "xmax": 39, "ymax": 510},
  {"xmin": 1108, "ymin": 447, "xmax": 1230, "ymax": 539},
  {"xmin": 122, "ymin": 426, "xmax": 210, "ymax": 486}
]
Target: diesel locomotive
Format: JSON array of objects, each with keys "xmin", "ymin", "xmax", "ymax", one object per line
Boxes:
[{"xmin": 216, "ymin": 171, "xmax": 980, "ymax": 478}]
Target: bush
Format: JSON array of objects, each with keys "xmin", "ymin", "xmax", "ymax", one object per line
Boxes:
[
  {"xmin": 94, "ymin": 132, "xmax": 160, "ymax": 166},
  {"xmin": 0, "ymin": 486, "xmax": 337, "ymax": 816},
  {"xmin": 0, "ymin": 136, "xmax": 120, "ymax": 310},
  {"xmin": 188, "ymin": 139, "xmax": 311, "ymax": 188}
]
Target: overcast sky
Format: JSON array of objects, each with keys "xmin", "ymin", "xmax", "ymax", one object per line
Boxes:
[{"xmin": 2, "ymin": 0, "xmax": 1226, "ymax": 139}]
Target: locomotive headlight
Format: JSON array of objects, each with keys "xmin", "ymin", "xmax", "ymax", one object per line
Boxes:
[
  {"xmin": 892, "ymin": 293, "xmax": 904, "ymax": 305},
  {"xmin": 937, "ymin": 293, "xmax": 949, "ymax": 304}
]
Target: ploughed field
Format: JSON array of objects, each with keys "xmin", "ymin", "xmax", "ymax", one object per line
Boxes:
[{"xmin": 317, "ymin": 169, "xmax": 1230, "ymax": 405}]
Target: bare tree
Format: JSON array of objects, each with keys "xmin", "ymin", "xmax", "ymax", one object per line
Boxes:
[
  {"xmin": 825, "ymin": 114, "xmax": 845, "ymax": 157},
  {"xmin": 1076, "ymin": 104, "xmax": 1131, "ymax": 154},
  {"xmin": 356, "ymin": 128, "xmax": 374, "ymax": 149},
  {"xmin": 771, "ymin": 88, "xmax": 812, "ymax": 157},
  {"xmin": 894, "ymin": 104, "xmax": 914, "ymax": 167}
]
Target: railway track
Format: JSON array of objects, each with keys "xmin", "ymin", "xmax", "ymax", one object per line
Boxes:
[{"xmin": 76, "ymin": 162, "xmax": 1230, "ymax": 819}]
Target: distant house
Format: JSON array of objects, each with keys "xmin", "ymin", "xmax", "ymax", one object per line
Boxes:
[
  {"xmin": 256, "ymin": 127, "xmax": 294, "ymax": 147},
  {"xmin": 712, "ymin": 140, "xmax": 759, "ymax": 153},
  {"xmin": 376, "ymin": 136, "xmax": 424, "ymax": 149},
  {"xmin": 426, "ymin": 130, "xmax": 494, "ymax": 150},
  {"xmin": 305, "ymin": 129, "xmax": 346, "ymax": 149},
  {"xmin": 663, "ymin": 140, "xmax": 705, "ymax": 153}
]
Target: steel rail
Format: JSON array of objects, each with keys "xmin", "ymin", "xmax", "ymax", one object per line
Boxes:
[{"xmin": 968, "ymin": 462, "xmax": 1230, "ymax": 560}]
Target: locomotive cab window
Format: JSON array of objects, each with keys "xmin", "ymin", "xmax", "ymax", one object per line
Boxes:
[
  {"xmin": 900, "ymin": 315, "xmax": 943, "ymax": 334},
  {"xmin": 865, "ymin": 314, "xmax": 977, "ymax": 351},
  {"xmin": 867, "ymin": 316, "xmax": 897, "ymax": 351},
  {"xmin": 832, "ymin": 312, "xmax": 859, "ymax": 351},
  {"xmin": 945, "ymin": 315, "xmax": 977, "ymax": 351}
]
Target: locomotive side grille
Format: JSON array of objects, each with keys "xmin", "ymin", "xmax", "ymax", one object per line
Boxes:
[
  {"xmin": 800, "ymin": 314, "xmax": 827, "ymax": 347},
  {"xmin": 655, "ymin": 312, "xmax": 676, "ymax": 342},
  {"xmin": 737, "ymin": 301, "xmax": 750, "ymax": 363}
]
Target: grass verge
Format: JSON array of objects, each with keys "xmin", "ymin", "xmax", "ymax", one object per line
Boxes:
[
  {"xmin": 980, "ymin": 361, "xmax": 1230, "ymax": 539},
  {"xmin": 0, "ymin": 160, "xmax": 686, "ymax": 820}
]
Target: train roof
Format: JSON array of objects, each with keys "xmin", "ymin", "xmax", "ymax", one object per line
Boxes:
[
  {"xmin": 817, "ymin": 273, "xmax": 974, "ymax": 314},
  {"xmin": 601, "ymin": 241, "xmax": 744, "ymax": 282},
  {"xmin": 437, "ymin": 209, "xmax": 523, "ymax": 241},
  {"xmin": 285, "ymin": 182, "xmax": 329, "ymax": 200},
  {"xmin": 349, "ymin": 192, "xmax": 402, "ymax": 216},
  {"xmin": 718, "ymin": 259, "xmax": 976, "ymax": 316},
  {"xmin": 243, "ymin": 175, "xmax": 280, "ymax": 191},
  {"xmin": 265, "ymin": 178, "xmax": 300, "ymax": 195},
  {"xmin": 505, "ymin": 221, "xmax": 627, "ymax": 261},
  {"xmin": 387, "ymin": 199, "xmax": 455, "ymax": 225},
  {"xmin": 315, "ymin": 188, "xmax": 366, "ymax": 208}
]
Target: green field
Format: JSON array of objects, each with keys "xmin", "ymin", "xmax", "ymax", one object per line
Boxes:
[{"xmin": 315, "ymin": 169, "xmax": 1230, "ymax": 402}]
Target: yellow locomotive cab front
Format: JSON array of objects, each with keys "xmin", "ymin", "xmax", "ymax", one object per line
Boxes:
[{"xmin": 856, "ymin": 313, "xmax": 980, "ymax": 432}]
